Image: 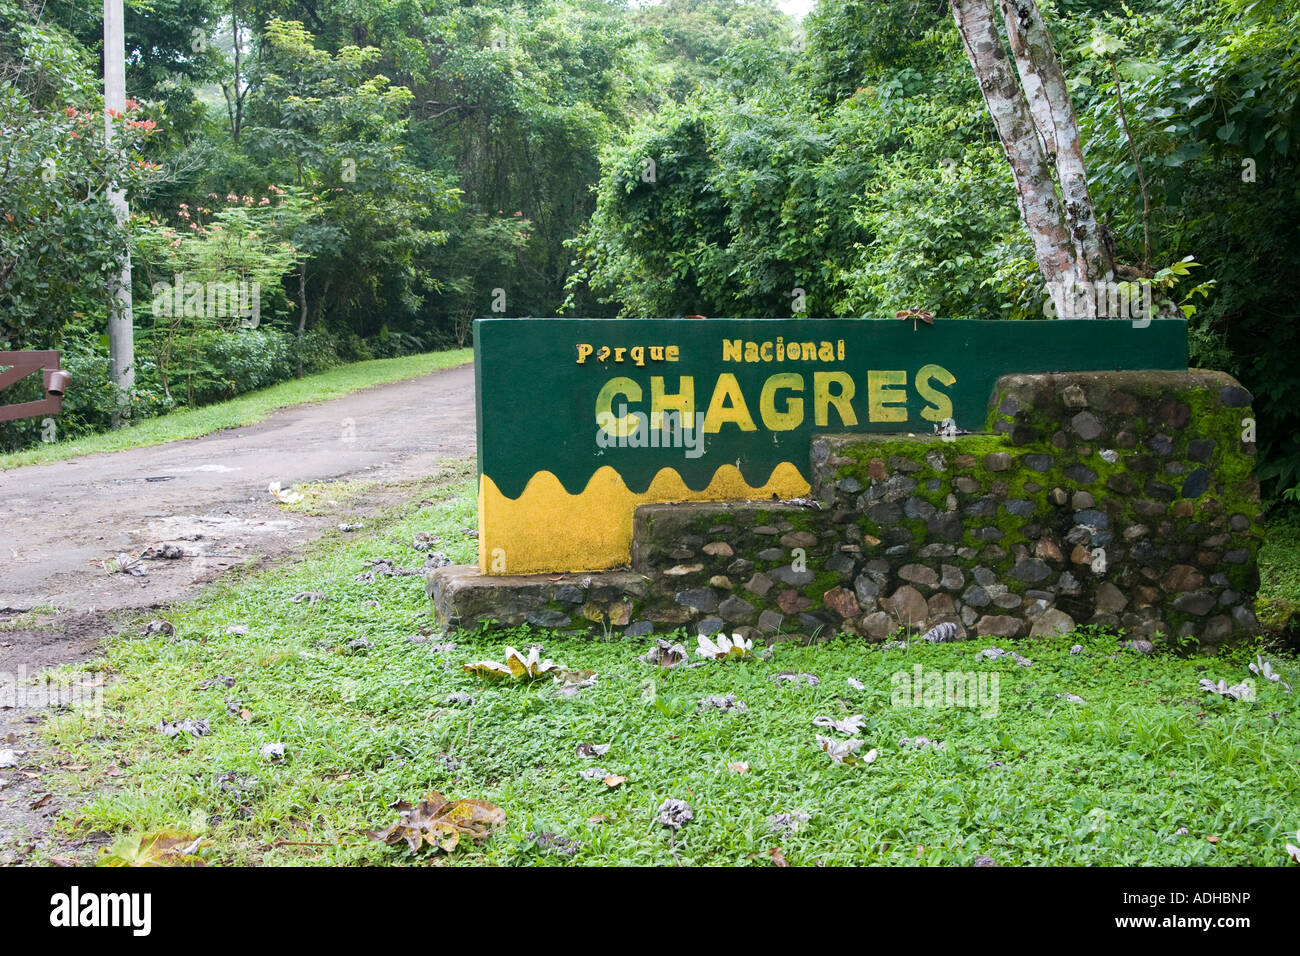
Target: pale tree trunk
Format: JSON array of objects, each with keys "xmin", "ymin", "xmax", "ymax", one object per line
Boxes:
[
  {"xmin": 997, "ymin": 0, "xmax": 1113, "ymax": 302},
  {"xmin": 223, "ymin": 2, "xmax": 246, "ymax": 144},
  {"xmin": 949, "ymin": 0, "xmax": 1075, "ymax": 319},
  {"xmin": 104, "ymin": 0, "xmax": 135, "ymax": 423},
  {"xmin": 950, "ymin": 0, "xmax": 1113, "ymax": 318},
  {"xmin": 297, "ymin": 262, "xmax": 307, "ymax": 379}
]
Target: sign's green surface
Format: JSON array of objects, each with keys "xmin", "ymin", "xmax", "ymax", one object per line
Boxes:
[{"xmin": 475, "ymin": 317, "xmax": 1188, "ymax": 499}]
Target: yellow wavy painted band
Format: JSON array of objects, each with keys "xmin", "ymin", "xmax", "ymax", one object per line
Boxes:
[{"xmin": 479, "ymin": 463, "xmax": 811, "ymax": 574}]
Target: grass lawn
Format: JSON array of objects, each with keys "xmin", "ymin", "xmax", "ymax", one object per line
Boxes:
[
  {"xmin": 0, "ymin": 349, "xmax": 472, "ymax": 471},
  {"xmin": 1259, "ymin": 510, "xmax": 1300, "ymax": 635},
  {"xmin": 34, "ymin": 475, "xmax": 1300, "ymax": 866}
]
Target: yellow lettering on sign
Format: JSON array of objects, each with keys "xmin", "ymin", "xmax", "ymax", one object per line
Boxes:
[
  {"xmin": 759, "ymin": 373, "xmax": 805, "ymax": 430},
  {"xmin": 595, "ymin": 377, "xmax": 642, "ymax": 438},
  {"xmin": 915, "ymin": 363, "xmax": 956, "ymax": 422},
  {"xmin": 651, "ymin": 376, "xmax": 695, "ymax": 429},
  {"xmin": 813, "ymin": 371, "xmax": 858, "ymax": 427},
  {"xmin": 630, "ymin": 346, "xmax": 645, "ymax": 366},
  {"xmin": 722, "ymin": 339, "xmax": 742, "ymax": 362},
  {"xmin": 665, "ymin": 345, "xmax": 679, "ymax": 361},
  {"xmin": 744, "ymin": 341, "xmax": 759, "ymax": 363},
  {"xmin": 868, "ymin": 369, "xmax": 908, "ymax": 422},
  {"xmin": 704, "ymin": 373, "xmax": 757, "ymax": 433},
  {"xmin": 818, "ymin": 341, "xmax": 834, "ymax": 362},
  {"xmin": 576, "ymin": 344, "xmax": 593, "ymax": 364}
]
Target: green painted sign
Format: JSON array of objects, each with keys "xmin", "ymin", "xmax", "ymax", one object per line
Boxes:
[
  {"xmin": 473, "ymin": 317, "xmax": 1187, "ymax": 572},
  {"xmin": 475, "ymin": 317, "xmax": 1188, "ymax": 499}
]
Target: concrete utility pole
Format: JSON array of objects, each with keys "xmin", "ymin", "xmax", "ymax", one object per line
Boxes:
[{"xmin": 103, "ymin": 0, "xmax": 135, "ymax": 423}]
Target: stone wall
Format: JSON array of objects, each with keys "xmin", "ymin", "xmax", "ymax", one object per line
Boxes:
[{"xmin": 427, "ymin": 369, "xmax": 1263, "ymax": 650}]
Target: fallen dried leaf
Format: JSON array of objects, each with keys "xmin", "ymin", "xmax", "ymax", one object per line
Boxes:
[
  {"xmin": 1249, "ymin": 655, "xmax": 1293, "ymax": 692},
  {"xmin": 528, "ymin": 830, "xmax": 581, "ymax": 856},
  {"xmin": 697, "ymin": 694, "xmax": 748, "ymax": 713},
  {"xmin": 768, "ymin": 811, "xmax": 810, "ymax": 836},
  {"xmin": 99, "ymin": 830, "xmax": 207, "ymax": 866},
  {"xmin": 268, "ymin": 481, "xmax": 303, "ymax": 504},
  {"xmin": 159, "ymin": 718, "xmax": 210, "ymax": 739},
  {"xmin": 816, "ymin": 736, "xmax": 877, "ymax": 766},
  {"xmin": 696, "ymin": 632, "xmax": 753, "ymax": 661},
  {"xmin": 1198, "ymin": 678, "xmax": 1254, "ymax": 700},
  {"xmin": 108, "ymin": 553, "xmax": 147, "ymax": 576},
  {"xmin": 141, "ymin": 543, "xmax": 184, "ymax": 560},
  {"xmin": 464, "ymin": 645, "xmax": 563, "ymax": 681},
  {"xmin": 769, "ymin": 847, "xmax": 788, "ymax": 867},
  {"xmin": 657, "ymin": 798, "xmax": 693, "ymax": 830},
  {"xmin": 555, "ymin": 669, "xmax": 598, "ymax": 696},
  {"xmin": 976, "ymin": 647, "xmax": 1032, "ymax": 667},
  {"xmin": 919, "ymin": 622, "xmax": 959, "ymax": 643},
  {"xmin": 643, "ymin": 639, "xmax": 689, "ymax": 668},
  {"xmin": 813, "ymin": 714, "xmax": 866, "ymax": 735},
  {"xmin": 367, "ymin": 792, "xmax": 506, "ymax": 854}
]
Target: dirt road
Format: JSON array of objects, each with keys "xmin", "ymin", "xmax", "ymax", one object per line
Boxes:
[
  {"xmin": 0, "ymin": 361, "xmax": 476, "ymax": 621},
  {"xmin": 0, "ymin": 361, "xmax": 477, "ymax": 859},
  {"xmin": 1, "ymin": 358, "xmax": 477, "ymax": 683}
]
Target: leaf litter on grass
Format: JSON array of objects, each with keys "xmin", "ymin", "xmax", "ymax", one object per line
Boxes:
[
  {"xmin": 368, "ymin": 792, "xmax": 506, "ymax": 854},
  {"xmin": 60, "ymin": 480, "xmax": 1300, "ymax": 867}
]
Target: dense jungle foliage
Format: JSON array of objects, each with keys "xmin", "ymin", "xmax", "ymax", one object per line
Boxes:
[{"xmin": 2, "ymin": 0, "xmax": 1297, "ymax": 502}]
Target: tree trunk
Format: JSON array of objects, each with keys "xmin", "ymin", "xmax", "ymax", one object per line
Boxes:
[
  {"xmin": 297, "ymin": 262, "xmax": 307, "ymax": 379},
  {"xmin": 949, "ymin": 0, "xmax": 1076, "ymax": 319},
  {"xmin": 950, "ymin": 0, "xmax": 1115, "ymax": 318},
  {"xmin": 103, "ymin": 0, "xmax": 134, "ymax": 423},
  {"xmin": 997, "ymin": 0, "xmax": 1113, "ymax": 299},
  {"xmin": 232, "ymin": 2, "xmax": 243, "ymax": 144}
]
